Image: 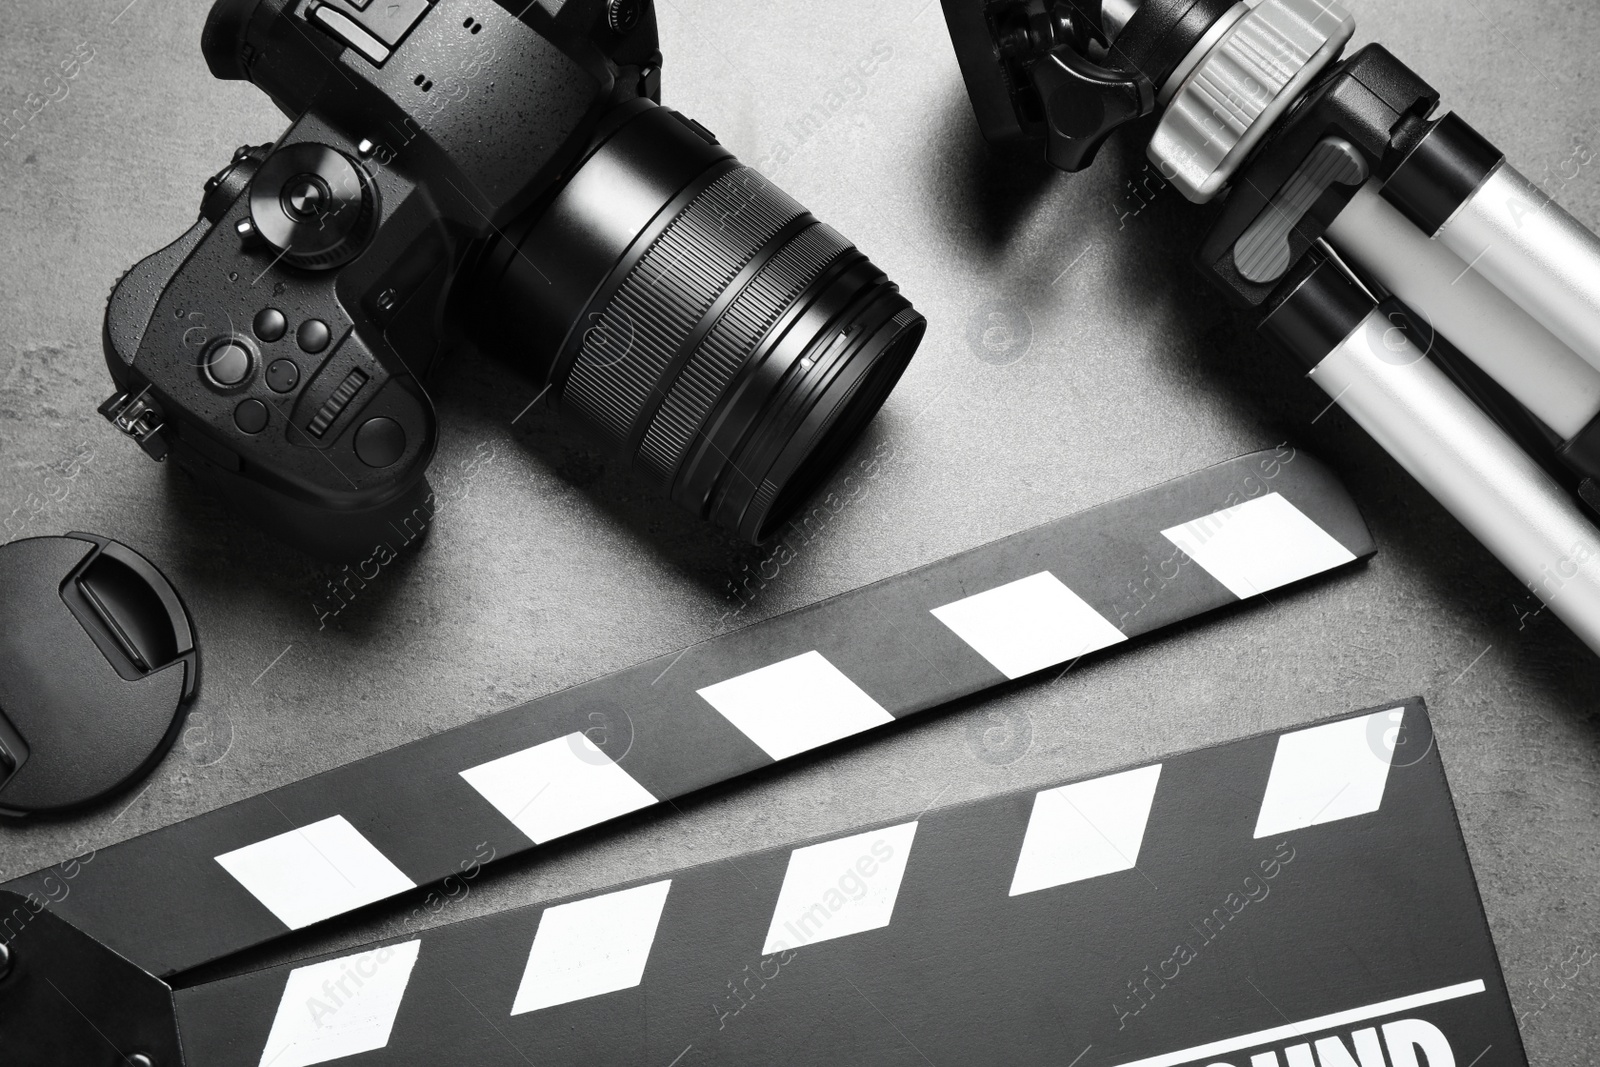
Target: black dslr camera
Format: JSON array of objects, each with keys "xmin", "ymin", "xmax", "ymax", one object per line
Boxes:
[{"xmin": 102, "ymin": 0, "xmax": 925, "ymax": 558}]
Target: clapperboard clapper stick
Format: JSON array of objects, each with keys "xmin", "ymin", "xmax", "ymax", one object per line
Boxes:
[
  {"xmin": 178, "ymin": 701, "xmax": 1526, "ymax": 1067},
  {"xmin": 0, "ymin": 448, "xmax": 1377, "ymax": 1064}
]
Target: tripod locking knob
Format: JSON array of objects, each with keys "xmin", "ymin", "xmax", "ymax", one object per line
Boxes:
[{"xmin": 1028, "ymin": 48, "xmax": 1153, "ymax": 172}]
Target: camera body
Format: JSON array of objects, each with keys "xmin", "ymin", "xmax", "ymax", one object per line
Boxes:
[{"xmin": 103, "ymin": 0, "xmax": 653, "ymax": 558}]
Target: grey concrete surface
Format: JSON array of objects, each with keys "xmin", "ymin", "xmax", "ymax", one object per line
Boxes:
[{"xmin": 2, "ymin": 0, "xmax": 1599, "ymax": 1059}]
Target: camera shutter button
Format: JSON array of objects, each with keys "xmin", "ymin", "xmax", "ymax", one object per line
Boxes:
[{"xmin": 282, "ymin": 177, "xmax": 328, "ymax": 220}]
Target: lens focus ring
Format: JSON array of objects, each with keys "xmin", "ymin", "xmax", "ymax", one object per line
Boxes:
[
  {"xmin": 637, "ymin": 222, "xmax": 853, "ymax": 487},
  {"xmin": 559, "ymin": 166, "xmax": 808, "ymax": 449},
  {"xmin": 474, "ymin": 104, "xmax": 925, "ymax": 543}
]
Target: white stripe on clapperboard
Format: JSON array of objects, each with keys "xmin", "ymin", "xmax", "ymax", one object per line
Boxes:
[
  {"xmin": 244, "ymin": 707, "xmax": 1413, "ymax": 1067},
  {"xmin": 217, "ymin": 492, "xmax": 1352, "ymax": 928}
]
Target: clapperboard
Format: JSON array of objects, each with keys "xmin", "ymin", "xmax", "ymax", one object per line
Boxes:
[
  {"xmin": 3, "ymin": 448, "xmax": 1492, "ymax": 1067},
  {"xmin": 182, "ymin": 701, "xmax": 1522, "ymax": 1066}
]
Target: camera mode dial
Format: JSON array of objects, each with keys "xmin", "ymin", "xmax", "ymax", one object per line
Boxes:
[{"xmin": 243, "ymin": 142, "xmax": 378, "ymax": 270}]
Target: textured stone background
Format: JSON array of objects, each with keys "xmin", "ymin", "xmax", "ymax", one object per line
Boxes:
[{"xmin": 2, "ymin": 0, "xmax": 1598, "ymax": 1059}]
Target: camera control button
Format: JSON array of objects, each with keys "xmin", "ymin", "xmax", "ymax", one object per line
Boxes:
[
  {"xmin": 297, "ymin": 319, "xmax": 332, "ymax": 354},
  {"xmin": 266, "ymin": 359, "xmax": 301, "ymax": 393},
  {"xmin": 282, "ymin": 178, "xmax": 329, "ymax": 221},
  {"xmin": 248, "ymin": 143, "xmax": 378, "ymax": 269},
  {"xmin": 205, "ymin": 341, "xmax": 253, "ymax": 387},
  {"xmin": 354, "ymin": 417, "xmax": 406, "ymax": 468},
  {"xmin": 233, "ymin": 399, "xmax": 270, "ymax": 435},
  {"xmin": 308, "ymin": 368, "xmax": 370, "ymax": 438},
  {"xmin": 253, "ymin": 308, "xmax": 288, "ymax": 342},
  {"xmin": 347, "ymin": 0, "xmax": 431, "ymax": 47},
  {"xmin": 607, "ymin": 0, "xmax": 644, "ymax": 34},
  {"xmin": 308, "ymin": 5, "xmax": 391, "ymax": 64}
]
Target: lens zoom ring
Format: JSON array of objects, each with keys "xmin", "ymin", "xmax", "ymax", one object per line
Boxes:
[
  {"xmin": 561, "ymin": 168, "xmax": 807, "ymax": 446},
  {"xmin": 636, "ymin": 222, "xmax": 852, "ymax": 486}
]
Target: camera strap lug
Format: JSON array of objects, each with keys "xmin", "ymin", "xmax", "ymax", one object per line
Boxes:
[{"xmin": 98, "ymin": 385, "xmax": 170, "ymax": 462}]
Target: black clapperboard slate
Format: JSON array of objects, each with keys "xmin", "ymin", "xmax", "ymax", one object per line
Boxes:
[
  {"xmin": 2, "ymin": 448, "xmax": 1428, "ymax": 1063},
  {"xmin": 170, "ymin": 700, "xmax": 1524, "ymax": 1067}
]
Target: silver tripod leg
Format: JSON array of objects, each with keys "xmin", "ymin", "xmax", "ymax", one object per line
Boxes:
[
  {"xmin": 1431, "ymin": 161, "xmax": 1600, "ymax": 379},
  {"xmin": 1308, "ymin": 310, "xmax": 1600, "ymax": 655},
  {"xmin": 1326, "ymin": 181, "xmax": 1600, "ymax": 440}
]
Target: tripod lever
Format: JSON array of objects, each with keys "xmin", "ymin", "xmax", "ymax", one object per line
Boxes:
[{"xmin": 1235, "ymin": 137, "xmax": 1369, "ymax": 284}]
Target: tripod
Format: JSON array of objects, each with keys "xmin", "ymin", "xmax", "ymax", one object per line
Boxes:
[{"xmin": 942, "ymin": 0, "xmax": 1600, "ymax": 654}]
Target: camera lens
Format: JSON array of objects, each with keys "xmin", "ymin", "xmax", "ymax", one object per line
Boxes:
[{"xmin": 470, "ymin": 102, "xmax": 924, "ymax": 542}]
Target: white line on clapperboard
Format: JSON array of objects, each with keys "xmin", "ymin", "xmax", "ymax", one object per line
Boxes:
[{"xmin": 1108, "ymin": 980, "xmax": 1487, "ymax": 1067}]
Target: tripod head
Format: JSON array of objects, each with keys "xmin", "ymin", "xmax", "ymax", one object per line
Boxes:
[
  {"xmin": 945, "ymin": 0, "xmax": 1352, "ymax": 179},
  {"xmin": 943, "ymin": 0, "xmax": 1370, "ymax": 191}
]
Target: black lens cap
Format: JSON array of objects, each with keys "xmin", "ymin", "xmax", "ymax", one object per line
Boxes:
[{"xmin": 0, "ymin": 533, "xmax": 198, "ymax": 817}]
